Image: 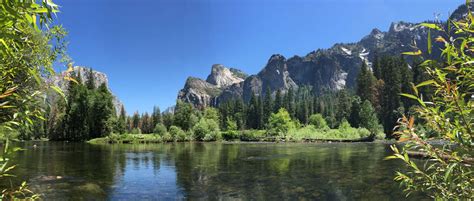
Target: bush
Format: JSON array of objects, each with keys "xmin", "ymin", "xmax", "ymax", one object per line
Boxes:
[
  {"xmin": 192, "ymin": 118, "xmax": 220, "ymax": 141},
  {"xmin": 130, "ymin": 128, "xmax": 141, "ymax": 134},
  {"xmin": 162, "ymin": 132, "xmax": 173, "ymax": 142},
  {"xmin": 240, "ymin": 130, "xmax": 266, "ymax": 141},
  {"xmin": 153, "ymin": 124, "xmax": 167, "ymax": 136},
  {"xmin": 222, "ymin": 130, "xmax": 240, "ymax": 140},
  {"xmin": 203, "ymin": 131, "xmax": 221, "ymax": 141},
  {"xmin": 337, "ymin": 119, "xmax": 351, "ymax": 132},
  {"xmin": 267, "ymin": 108, "xmax": 294, "ymax": 137},
  {"xmin": 308, "ymin": 114, "xmax": 329, "ymax": 130},
  {"xmin": 169, "ymin": 126, "xmax": 186, "ymax": 141}
]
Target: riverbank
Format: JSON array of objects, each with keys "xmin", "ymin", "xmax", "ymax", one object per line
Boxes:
[{"xmin": 88, "ymin": 127, "xmax": 382, "ymax": 145}]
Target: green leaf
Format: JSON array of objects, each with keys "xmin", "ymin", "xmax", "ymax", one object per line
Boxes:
[
  {"xmin": 50, "ymin": 85, "xmax": 65, "ymax": 100},
  {"xmin": 415, "ymin": 80, "xmax": 436, "ymax": 88},
  {"xmin": 427, "ymin": 29, "xmax": 432, "ymax": 54},
  {"xmin": 400, "ymin": 93, "xmax": 418, "ymax": 100},
  {"xmin": 402, "ymin": 50, "xmax": 422, "ymax": 56},
  {"xmin": 418, "ymin": 23, "xmax": 442, "ymax": 31}
]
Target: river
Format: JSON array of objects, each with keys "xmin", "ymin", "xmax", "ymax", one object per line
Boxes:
[{"xmin": 3, "ymin": 142, "xmax": 427, "ymax": 200}]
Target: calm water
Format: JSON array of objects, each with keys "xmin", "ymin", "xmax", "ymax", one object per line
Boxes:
[{"xmin": 3, "ymin": 142, "xmax": 427, "ymax": 200}]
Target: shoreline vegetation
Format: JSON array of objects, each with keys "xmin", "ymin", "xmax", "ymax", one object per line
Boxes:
[{"xmin": 88, "ymin": 124, "xmax": 382, "ymax": 144}]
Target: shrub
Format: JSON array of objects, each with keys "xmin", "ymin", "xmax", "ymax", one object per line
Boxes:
[
  {"xmin": 222, "ymin": 130, "xmax": 240, "ymax": 140},
  {"xmin": 267, "ymin": 108, "xmax": 294, "ymax": 137},
  {"xmin": 240, "ymin": 130, "xmax": 266, "ymax": 141},
  {"xmin": 308, "ymin": 114, "xmax": 329, "ymax": 130},
  {"xmin": 192, "ymin": 118, "xmax": 220, "ymax": 141},
  {"xmin": 337, "ymin": 119, "xmax": 351, "ymax": 132},
  {"xmin": 162, "ymin": 132, "xmax": 173, "ymax": 142},
  {"xmin": 153, "ymin": 124, "xmax": 167, "ymax": 136},
  {"xmin": 169, "ymin": 126, "xmax": 186, "ymax": 141},
  {"xmin": 130, "ymin": 128, "xmax": 142, "ymax": 134}
]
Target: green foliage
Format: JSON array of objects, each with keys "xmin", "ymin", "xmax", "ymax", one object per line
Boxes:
[
  {"xmin": 222, "ymin": 130, "xmax": 239, "ymax": 140},
  {"xmin": 0, "ymin": 1, "xmax": 63, "ymax": 197},
  {"xmin": 192, "ymin": 118, "xmax": 220, "ymax": 141},
  {"xmin": 224, "ymin": 117, "xmax": 238, "ymax": 131},
  {"xmin": 358, "ymin": 100, "xmax": 382, "ymax": 136},
  {"xmin": 287, "ymin": 125, "xmax": 370, "ymax": 141},
  {"xmin": 388, "ymin": 6, "xmax": 474, "ymax": 199},
  {"xmin": 130, "ymin": 128, "xmax": 141, "ymax": 134},
  {"xmin": 168, "ymin": 126, "xmax": 186, "ymax": 142},
  {"xmin": 153, "ymin": 123, "xmax": 167, "ymax": 136},
  {"xmin": 203, "ymin": 107, "xmax": 220, "ymax": 123},
  {"xmin": 308, "ymin": 114, "xmax": 329, "ymax": 130},
  {"xmin": 47, "ymin": 73, "xmax": 116, "ymax": 141},
  {"xmin": 240, "ymin": 130, "xmax": 266, "ymax": 141},
  {"xmin": 356, "ymin": 62, "xmax": 378, "ymax": 104},
  {"xmin": 267, "ymin": 108, "xmax": 294, "ymax": 137},
  {"xmin": 173, "ymin": 101, "xmax": 198, "ymax": 131}
]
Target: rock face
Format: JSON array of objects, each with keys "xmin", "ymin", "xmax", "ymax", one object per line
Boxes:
[
  {"xmin": 177, "ymin": 4, "xmax": 469, "ymax": 107},
  {"xmin": 51, "ymin": 66, "xmax": 124, "ymax": 115},
  {"xmin": 177, "ymin": 65, "xmax": 247, "ymax": 108},
  {"xmin": 206, "ymin": 64, "xmax": 246, "ymax": 88}
]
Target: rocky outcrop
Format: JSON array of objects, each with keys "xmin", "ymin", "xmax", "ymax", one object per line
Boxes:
[
  {"xmin": 177, "ymin": 4, "xmax": 469, "ymax": 107},
  {"xmin": 51, "ymin": 66, "xmax": 124, "ymax": 115},
  {"xmin": 206, "ymin": 64, "xmax": 245, "ymax": 88},
  {"xmin": 177, "ymin": 65, "xmax": 247, "ymax": 108}
]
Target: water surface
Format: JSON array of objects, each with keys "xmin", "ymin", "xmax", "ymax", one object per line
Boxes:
[{"xmin": 4, "ymin": 142, "xmax": 426, "ymax": 200}]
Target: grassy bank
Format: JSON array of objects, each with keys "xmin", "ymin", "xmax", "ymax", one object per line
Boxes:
[{"xmin": 88, "ymin": 125, "xmax": 383, "ymax": 144}]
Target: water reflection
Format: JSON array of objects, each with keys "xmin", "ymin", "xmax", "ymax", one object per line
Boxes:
[{"xmin": 2, "ymin": 142, "xmax": 427, "ymax": 200}]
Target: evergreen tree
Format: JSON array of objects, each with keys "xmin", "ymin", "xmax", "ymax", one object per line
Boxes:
[
  {"xmin": 380, "ymin": 56, "xmax": 402, "ymax": 136},
  {"xmin": 162, "ymin": 112, "xmax": 174, "ymax": 129},
  {"xmin": 173, "ymin": 100, "xmax": 197, "ymax": 131},
  {"xmin": 85, "ymin": 68, "xmax": 96, "ymax": 90},
  {"xmin": 64, "ymin": 72, "xmax": 89, "ymax": 141},
  {"xmin": 141, "ymin": 112, "xmax": 151, "ymax": 134},
  {"xmin": 359, "ymin": 100, "xmax": 380, "ymax": 135},
  {"xmin": 89, "ymin": 83, "xmax": 115, "ymax": 138},
  {"xmin": 274, "ymin": 89, "xmax": 282, "ymax": 113},
  {"xmin": 372, "ymin": 52, "xmax": 382, "ymax": 80},
  {"xmin": 335, "ymin": 89, "xmax": 352, "ymax": 124},
  {"xmin": 152, "ymin": 106, "xmax": 162, "ymax": 127},
  {"xmin": 356, "ymin": 62, "xmax": 377, "ymax": 105},
  {"xmin": 263, "ymin": 87, "xmax": 273, "ymax": 126},
  {"xmin": 257, "ymin": 94, "xmax": 264, "ymax": 129},
  {"xmin": 116, "ymin": 105, "xmax": 127, "ymax": 134},
  {"xmin": 349, "ymin": 96, "xmax": 361, "ymax": 128},
  {"xmin": 132, "ymin": 111, "xmax": 140, "ymax": 129},
  {"xmin": 399, "ymin": 57, "xmax": 414, "ymax": 111},
  {"xmin": 246, "ymin": 93, "xmax": 259, "ymax": 129}
]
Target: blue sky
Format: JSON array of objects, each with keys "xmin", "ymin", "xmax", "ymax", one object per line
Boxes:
[{"xmin": 54, "ymin": 0, "xmax": 463, "ymax": 114}]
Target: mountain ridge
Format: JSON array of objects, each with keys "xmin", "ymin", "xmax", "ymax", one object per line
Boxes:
[{"xmin": 175, "ymin": 4, "xmax": 473, "ymax": 108}]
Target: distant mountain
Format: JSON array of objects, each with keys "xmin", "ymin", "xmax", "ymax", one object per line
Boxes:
[
  {"xmin": 51, "ymin": 66, "xmax": 124, "ymax": 115},
  {"xmin": 177, "ymin": 4, "xmax": 469, "ymax": 108}
]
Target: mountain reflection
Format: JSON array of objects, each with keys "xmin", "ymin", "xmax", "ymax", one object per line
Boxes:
[{"xmin": 3, "ymin": 142, "xmax": 428, "ymax": 200}]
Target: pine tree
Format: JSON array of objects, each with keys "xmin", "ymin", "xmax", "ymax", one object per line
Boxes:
[
  {"xmin": 263, "ymin": 87, "xmax": 273, "ymax": 126},
  {"xmin": 246, "ymin": 93, "xmax": 258, "ymax": 129},
  {"xmin": 85, "ymin": 68, "xmax": 96, "ymax": 90},
  {"xmin": 380, "ymin": 56, "xmax": 402, "ymax": 136},
  {"xmin": 335, "ymin": 89, "xmax": 352, "ymax": 124},
  {"xmin": 90, "ymin": 83, "xmax": 114, "ymax": 138},
  {"xmin": 356, "ymin": 62, "xmax": 377, "ymax": 105},
  {"xmin": 65, "ymin": 71, "xmax": 89, "ymax": 141},
  {"xmin": 274, "ymin": 89, "xmax": 282, "ymax": 113},
  {"xmin": 257, "ymin": 94, "xmax": 264, "ymax": 129},
  {"xmin": 152, "ymin": 106, "xmax": 162, "ymax": 127},
  {"xmin": 116, "ymin": 105, "xmax": 127, "ymax": 134},
  {"xmin": 132, "ymin": 111, "xmax": 140, "ymax": 129},
  {"xmin": 349, "ymin": 96, "xmax": 361, "ymax": 128},
  {"xmin": 372, "ymin": 52, "xmax": 382, "ymax": 80}
]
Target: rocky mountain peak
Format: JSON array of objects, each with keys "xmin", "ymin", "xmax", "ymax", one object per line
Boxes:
[{"xmin": 206, "ymin": 64, "xmax": 245, "ymax": 88}]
